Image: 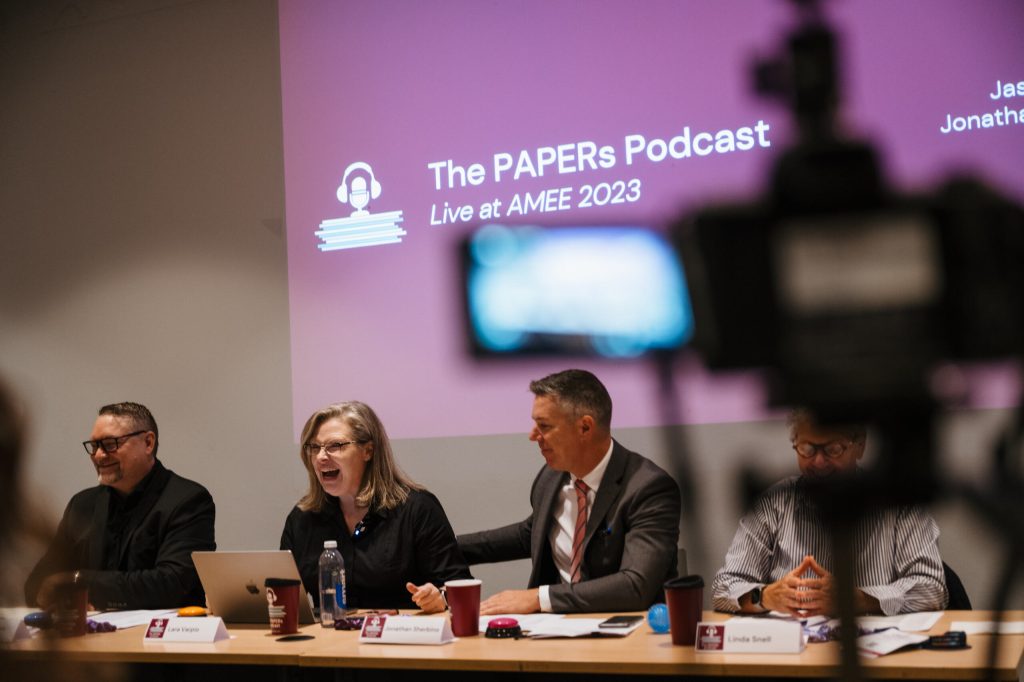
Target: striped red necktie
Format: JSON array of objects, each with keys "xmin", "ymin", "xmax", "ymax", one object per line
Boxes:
[{"xmin": 569, "ymin": 479, "xmax": 590, "ymax": 583}]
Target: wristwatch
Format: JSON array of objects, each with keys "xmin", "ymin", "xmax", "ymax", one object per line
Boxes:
[{"xmin": 750, "ymin": 586, "xmax": 765, "ymax": 609}]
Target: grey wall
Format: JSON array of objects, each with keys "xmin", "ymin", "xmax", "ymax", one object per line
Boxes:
[{"xmin": 1, "ymin": 0, "xmax": 1016, "ymax": 609}]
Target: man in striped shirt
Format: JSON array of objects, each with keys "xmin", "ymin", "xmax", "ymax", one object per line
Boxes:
[{"xmin": 711, "ymin": 410, "xmax": 948, "ymax": 616}]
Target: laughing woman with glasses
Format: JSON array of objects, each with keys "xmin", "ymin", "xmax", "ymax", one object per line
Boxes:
[{"xmin": 280, "ymin": 401, "xmax": 471, "ymax": 614}]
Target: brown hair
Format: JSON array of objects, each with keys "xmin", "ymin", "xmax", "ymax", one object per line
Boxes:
[
  {"xmin": 98, "ymin": 402, "xmax": 159, "ymax": 457},
  {"xmin": 529, "ymin": 368, "xmax": 612, "ymax": 431}
]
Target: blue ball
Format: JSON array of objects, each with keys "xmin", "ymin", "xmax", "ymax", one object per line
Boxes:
[{"xmin": 647, "ymin": 603, "xmax": 670, "ymax": 633}]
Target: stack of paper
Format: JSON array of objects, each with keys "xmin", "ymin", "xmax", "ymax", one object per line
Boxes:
[
  {"xmin": 949, "ymin": 620, "xmax": 1024, "ymax": 635},
  {"xmin": 91, "ymin": 609, "xmax": 177, "ymax": 629},
  {"xmin": 477, "ymin": 614, "xmax": 643, "ymax": 638}
]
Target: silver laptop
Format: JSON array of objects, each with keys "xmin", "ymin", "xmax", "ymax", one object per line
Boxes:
[{"xmin": 192, "ymin": 550, "xmax": 317, "ymax": 624}]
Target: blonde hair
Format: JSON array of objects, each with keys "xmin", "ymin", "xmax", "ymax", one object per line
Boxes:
[{"xmin": 296, "ymin": 401, "xmax": 421, "ymax": 513}]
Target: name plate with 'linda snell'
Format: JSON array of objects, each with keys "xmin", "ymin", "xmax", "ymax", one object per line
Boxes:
[{"xmin": 695, "ymin": 618, "xmax": 805, "ymax": 653}]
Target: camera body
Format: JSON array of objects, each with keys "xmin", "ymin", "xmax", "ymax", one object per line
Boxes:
[{"xmin": 675, "ymin": 13, "xmax": 1024, "ymax": 424}]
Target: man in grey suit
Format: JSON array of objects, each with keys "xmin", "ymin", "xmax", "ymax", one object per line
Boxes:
[{"xmin": 458, "ymin": 369, "xmax": 681, "ymax": 614}]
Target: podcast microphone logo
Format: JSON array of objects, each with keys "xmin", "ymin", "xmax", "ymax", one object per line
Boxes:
[{"xmin": 315, "ymin": 161, "xmax": 406, "ymax": 251}]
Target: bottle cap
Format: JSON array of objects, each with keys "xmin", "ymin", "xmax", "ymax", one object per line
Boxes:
[{"xmin": 324, "ymin": 540, "xmax": 338, "ymax": 549}]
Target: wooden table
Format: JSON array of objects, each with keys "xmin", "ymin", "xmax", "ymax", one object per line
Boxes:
[
  {"xmin": 5, "ymin": 610, "xmax": 1022, "ymax": 680},
  {"xmin": 7, "ymin": 621, "xmax": 317, "ymax": 667}
]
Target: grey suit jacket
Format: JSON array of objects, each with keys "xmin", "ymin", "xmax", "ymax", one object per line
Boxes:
[{"xmin": 459, "ymin": 441, "xmax": 681, "ymax": 612}]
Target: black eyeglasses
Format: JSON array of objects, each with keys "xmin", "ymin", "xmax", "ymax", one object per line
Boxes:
[
  {"xmin": 793, "ymin": 440, "xmax": 852, "ymax": 460},
  {"xmin": 83, "ymin": 430, "xmax": 147, "ymax": 456},
  {"xmin": 305, "ymin": 440, "xmax": 367, "ymax": 457}
]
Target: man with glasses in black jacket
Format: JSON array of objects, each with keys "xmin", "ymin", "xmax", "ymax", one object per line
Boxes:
[{"xmin": 26, "ymin": 402, "xmax": 215, "ymax": 610}]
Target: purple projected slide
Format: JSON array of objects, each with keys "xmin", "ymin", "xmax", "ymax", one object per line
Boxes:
[{"xmin": 279, "ymin": 0, "xmax": 1024, "ymax": 440}]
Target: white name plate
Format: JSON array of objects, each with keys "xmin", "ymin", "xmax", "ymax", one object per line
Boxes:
[
  {"xmin": 695, "ymin": 618, "xmax": 805, "ymax": 653},
  {"xmin": 143, "ymin": 616, "xmax": 229, "ymax": 643},
  {"xmin": 358, "ymin": 614, "xmax": 453, "ymax": 645}
]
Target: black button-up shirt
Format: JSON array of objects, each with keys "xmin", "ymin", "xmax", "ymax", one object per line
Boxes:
[
  {"xmin": 280, "ymin": 489, "xmax": 471, "ymax": 609},
  {"xmin": 102, "ymin": 463, "xmax": 160, "ymax": 572}
]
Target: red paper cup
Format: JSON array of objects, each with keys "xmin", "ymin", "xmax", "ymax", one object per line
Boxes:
[
  {"xmin": 444, "ymin": 579, "xmax": 481, "ymax": 637},
  {"xmin": 265, "ymin": 578, "xmax": 301, "ymax": 635},
  {"xmin": 53, "ymin": 582, "xmax": 88, "ymax": 638},
  {"xmin": 664, "ymin": 575, "xmax": 704, "ymax": 646}
]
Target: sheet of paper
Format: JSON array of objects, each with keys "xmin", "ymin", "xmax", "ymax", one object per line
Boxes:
[
  {"xmin": 91, "ymin": 609, "xmax": 177, "ymax": 629},
  {"xmin": 527, "ymin": 617, "xmax": 606, "ymax": 638},
  {"xmin": 858, "ymin": 611, "xmax": 943, "ymax": 633},
  {"xmin": 950, "ymin": 620, "xmax": 1024, "ymax": 635},
  {"xmin": 732, "ymin": 614, "xmax": 807, "ymax": 623},
  {"xmin": 475, "ymin": 614, "xmax": 641, "ymax": 638},
  {"xmin": 858, "ymin": 629, "xmax": 928, "ymax": 658}
]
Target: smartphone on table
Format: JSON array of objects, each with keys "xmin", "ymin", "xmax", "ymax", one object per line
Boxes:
[{"xmin": 598, "ymin": 615, "xmax": 643, "ymax": 629}]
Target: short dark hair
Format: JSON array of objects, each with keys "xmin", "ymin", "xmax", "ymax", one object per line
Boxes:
[
  {"xmin": 529, "ymin": 369, "xmax": 612, "ymax": 430},
  {"xmin": 788, "ymin": 408, "xmax": 866, "ymax": 444},
  {"xmin": 98, "ymin": 402, "xmax": 159, "ymax": 457}
]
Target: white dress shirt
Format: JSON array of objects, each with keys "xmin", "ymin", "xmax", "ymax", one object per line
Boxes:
[{"xmin": 538, "ymin": 440, "xmax": 614, "ymax": 612}]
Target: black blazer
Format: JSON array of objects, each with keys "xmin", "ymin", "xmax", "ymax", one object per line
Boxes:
[
  {"xmin": 25, "ymin": 460, "xmax": 216, "ymax": 609},
  {"xmin": 459, "ymin": 441, "xmax": 681, "ymax": 612}
]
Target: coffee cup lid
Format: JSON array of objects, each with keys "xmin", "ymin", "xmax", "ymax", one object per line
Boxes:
[
  {"xmin": 264, "ymin": 578, "xmax": 301, "ymax": 587},
  {"xmin": 664, "ymin": 574, "xmax": 704, "ymax": 589}
]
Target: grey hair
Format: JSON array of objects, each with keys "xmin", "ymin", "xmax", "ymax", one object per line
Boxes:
[
  {"xmin": 98, "ymin": 402, "xmax": 159, "ymax": 457},
  {"xmin": 787, "ymin": 408, "xmax": 867, "ymax": 444}
]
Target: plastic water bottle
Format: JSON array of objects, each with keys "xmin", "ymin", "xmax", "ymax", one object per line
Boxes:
[{"xmin": 318, "ymin": 540, "xmax": 346, "ymax": 627}]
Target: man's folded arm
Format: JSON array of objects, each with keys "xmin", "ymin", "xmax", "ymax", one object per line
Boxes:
[
  {"xmin": 859, "ymin": 506, "xmax": 948, "ymax": 615},
  {"xmin": 710, "ymin": 498, "xmax": 778, "ymax": 613}
]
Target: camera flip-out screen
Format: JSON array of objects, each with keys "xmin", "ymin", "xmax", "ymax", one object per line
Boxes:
[{"xmin": 464, "ymin": 224, "xmax": 694, "ymax": 358}]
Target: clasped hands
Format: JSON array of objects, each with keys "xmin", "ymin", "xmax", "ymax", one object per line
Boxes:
[{"xmin": 759, "ymin": 555, "xmax": 836, "ymax": 617}]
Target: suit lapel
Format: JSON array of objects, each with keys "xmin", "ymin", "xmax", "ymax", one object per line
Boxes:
[
  {"xmin": 584, "ymin": 442, "xmax": 626, "ymax": 547},
  {"xmin": 532, "ymin": 468, "xmax": 568, "ymax": 567}
]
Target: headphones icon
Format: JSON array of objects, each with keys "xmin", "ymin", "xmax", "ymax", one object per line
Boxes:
[{"xmin": 337, "ymin": 161, "xmax": 382, "ymax": 204}]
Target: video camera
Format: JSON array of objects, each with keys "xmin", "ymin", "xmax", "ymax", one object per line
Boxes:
[{"xmin": 674, "ymin": 2, "xmax": 1024, "ymax": 427}]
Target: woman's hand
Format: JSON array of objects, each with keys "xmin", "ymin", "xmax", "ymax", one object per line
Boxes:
[{"xmin": 406, "ymin": 582, "xmax": 446, "ymax": 613}]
